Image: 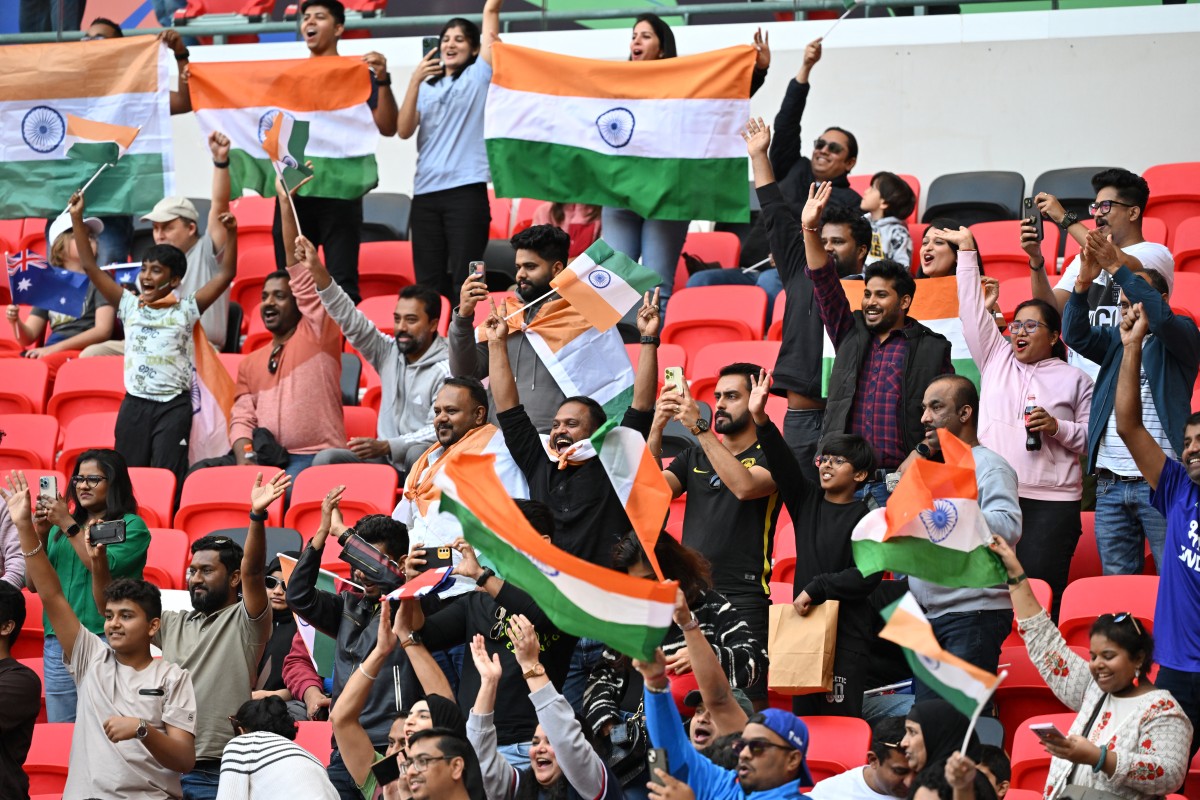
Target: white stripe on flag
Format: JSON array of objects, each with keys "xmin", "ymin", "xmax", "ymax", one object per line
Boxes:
[
  {"xmin": 895, "ymin": 594, "xmax": 996, "ymax": 705},
  {"xmin": 0, "ymin": 95, "xmax": 169, "ymax": 161},
  {"xmin": 523, "ymin": 327, "xmax": 634, "ymax": 408},
  {"xmin": 851, "ymin": 499, "xmax": 993, "ymax": 553},
  {"xmin": 194, "ymin": 105, "xmax": 377, "ymax": 160},
  {"xmin": 569, "ymin": 252, "xmax": 643, "ymax": 317}
]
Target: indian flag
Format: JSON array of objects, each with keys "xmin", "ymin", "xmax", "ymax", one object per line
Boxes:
[
  {"xmin": 278, "ymin": 554, "xmax": 339, "ymax": 675},
  {"xmin": 188, "ymin": 57, "xmax": 378, "ymax": 200},
  {"xmin": 485, "ymin": 42, "xmax": 756, "ymax": 223},
  {"xmin": 64, "ymin": 115, "xmax": 139, "ymax": 165},
  {"xmin": 261, "ymin": 111, "xmax": 314, "ymax": 189},
  {"xmin": 551, "ymin": 239, "xmax": 661, "ymax": 332},
  {"xmin": 880, "ymin": 591, "xmax": 1004, "ymax": 718},
  {"xmin": 820, "ymin": 275, "xmax": 980, "ymax": 394},
  {"xmin": 0, "ymin": 37, "xmax": 174, "ymax": 217},
  {"xmin": 851, "ymin": 428, "xmax": 1007, "ymax": 589},
  {"xmin": 189, "ymin": 329, "xmax": 235, "ymax": 463},
  {"xmin": 590, "ymin": 419, "xmax": 673, "ymax": 577},
  {"xmin": 433, "ymin": 452, "xmax": 677, "ymax": 661}
]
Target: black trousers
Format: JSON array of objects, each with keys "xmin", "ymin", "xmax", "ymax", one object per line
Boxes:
[
  {"xmin": 410, "ymin": 183, "xmax": 491, "ymax": 300},
  {"xmin": 1016, "ymin": 496, "xmax": 1083, "ymax": 621},
  {"xmin": 792, "ymin": 643, "xmax": 868, "ymax": 718},
  {"xmin": 114, "ymin": 392, "xmax": 192, "ymax": 489},
  {"xmin": 273, "ymin": 195, "xmax": 363, "ymax": 304}
]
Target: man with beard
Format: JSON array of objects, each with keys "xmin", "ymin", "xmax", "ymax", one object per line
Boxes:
[
  {"xmin": 154, "ymin": 472, "xmax": 289, "ymax": 800},
  {"xmin": 803, "ymin": 182, "xmax": 953, "ymax": 509},
  {"xmin": 450, "ymin": 224, "xmax": 625, "ymax": 432},
  {"xmin": 305, "ymin": 246, "xmax": 450, "ymax": 473},
  {"xmin": 650, "ymin": 361, "xmax": 779, "ymax": 706}
]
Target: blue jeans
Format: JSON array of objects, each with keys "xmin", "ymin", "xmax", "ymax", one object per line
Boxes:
[
  {"xmin": 1155, "ymin": 666, "xmax": 1200, "ymax": 760},
  {"xmin": 562, "ymin": 637, "xmax": 604, "ymax": 714},
  {"xmin": 433, "ymin": 643, "xmax": 465, "ymax": 698},
  {"xmin": 497, "ymin": 741, "xmax": 531, "ymax": 770},
  {"xmin": 1094, "ymin": 476, "xmax": 1167, "ymax": 575},
  {"xmin": 19, "ymin": 0, "xmax": 86, "ymax": 32},
  {"xmin": 915, "ymin": 609, "xmax": 1012, "ymax": 706},
  {"xmin": 600, "ymin": 207, "xmax": 689, "ymax": 315},
  {"xmin": 153, "ymin": 0, "xmax": 189, "ymax": 27},
  {"xmin": 854, "ymin": 479, "xmax": 894, "ymax": 510},
  {"xmin": 328, "ymin": 747, "xmax": 363, "ymax": 800},
  {"xmin": 862, "ymin": 687, "xmax": 915, "ymax": 725},
  {"xmin": 685, "ymin": 268, "xmax": 758, "ymax": 288},
  {"xmin": 44, "ymin": 634, "xmax": 77, "ymax": 723},
  {"xmin": 96, "ymin": 215, "xmax": 134, "ymax": 267},
  {"xmin": 181, "ymin": 763, "xmax": 221, "ymax": 800}
]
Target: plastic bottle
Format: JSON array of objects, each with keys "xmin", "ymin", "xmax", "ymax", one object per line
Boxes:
[
  {"xmin": 1024, "ymin": 394, "xmax": 1042, "ymax": 452},
  {"xmin": 243, "ymin": 443, "xmax": 256, "ymax": 463}
]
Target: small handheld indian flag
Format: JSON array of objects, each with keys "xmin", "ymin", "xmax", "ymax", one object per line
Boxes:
[
  {"xmin": 64, "ymin": 114, "xmax": 140, "ymax": 165},
  {"xmin": 880, "ymin": 591, "xmax": 1006, "ymax": 722},
  {"xmin": 433, "ymin": 452, "xmax": 678, "ymax": 661},
  {"xmin": 261, "ymin": 111, "xmax": 313, "ymax": 189},
  {"xmin": 550, "ymin": 239, "xmax": 661, "ymax": 332},
  {"xmin": 278, "ymin": 554, "xmax": 342, "ymax": 675},
  {"xmin": 851, "ymin": 429, "xmax": 1007, "ymax": 589}
]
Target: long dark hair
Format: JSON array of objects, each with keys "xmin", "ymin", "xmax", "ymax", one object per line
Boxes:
[
  {"xmin": 433, "ymin": 17, "xmax": 481, "ymax": 81},
  {"xmin": 1012, "ymin": 298, "xmax": 1068, "ymax": 361},
  {"xmin": 919, "ymin": 218, "xmax": 987, "ymax": 277},
  {"xmin": 67, "ymin": 448, "xmax": 138, "ymax": 526},
  {"xmin": 513, "ymin": 713, "xmax": 597, "ymax": 800},
  {"xmin": 632, "ymin": 13, "xmax": 677, "ymax": 59},
  {"xmin": 611, "ymin": 531, "xmax": 711, "ymax": 606}
]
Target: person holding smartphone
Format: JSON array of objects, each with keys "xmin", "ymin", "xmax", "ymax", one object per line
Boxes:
[
  {"xmin": 31, "ymin": 448, "xmax": 150, "ymax": 723},
  {"xmin": 397, "ymin": 0, "xmax": 504, "ymax": 300}
]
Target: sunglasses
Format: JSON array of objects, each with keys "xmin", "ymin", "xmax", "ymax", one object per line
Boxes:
[
  {"xmin": 71, "ymin": 475, "xmax": 107, "ymax": 488},
  {"xmin": 264, "ymin": 576, "xmax": 287, "ymax": 591},
  {"xmin": 1112, "ymin": 612, "xmax": 1142, "ymax": 635},
  {"xmin": 732, "ymin": 738, "xmax": 793, "ymax": 758},
  {"xmin": 268, "ymin": 344, "xmax": 284, "ymax": 375},
  {"xmin": 1008, "ymin": 319, "xmax": 1052, "ymax": 335},
  {"xmin": 812, "ymin": 138, "xmax": 846, "ymax": 155},
  {"xmin": 1089, "ymin": 199, "xmax": 1134, "ymax": 216}
]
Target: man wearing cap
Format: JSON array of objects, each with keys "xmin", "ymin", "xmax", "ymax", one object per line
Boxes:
[{"xmin": 636, "ymin": 649, "xmax": 814, "ymax": 799}]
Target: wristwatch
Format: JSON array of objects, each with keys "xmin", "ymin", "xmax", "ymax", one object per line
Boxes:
[
  {"xmin": 639, "ymin": 335, "xmax": 660, "ymax": 346},
  {"xmin": 136, "ymin": 719, "xmax": 149, "ymax": 740},
  {"xmin": 690, "ymin": 418, "xmax": 710, "ymax": 436},
  {"xmin": 1058, "ymin": 211, "xmax": 1079, "ymax": 230},
  {"xmin": 401, "ymin": 631, "xmax": 422, "ymax": 649},
  {"xmin": 522, "ymin": 663, "xmax": 546, "ymax": 680},
  {"xmin": 915, "ymin": 442, "xmax": 933, "ymax": 459},
  {"xmin": 65, "ymin": 523, "xmax": 81, "ymax": 538},
  {"xmin": 475, "ymin": 567, "xmax": 495, "ymax": 587}
]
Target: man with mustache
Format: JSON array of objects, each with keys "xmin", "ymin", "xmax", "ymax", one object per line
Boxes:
[{"xmin": 303, "ymin": 248, "xmax": 450, "ymax": 474}]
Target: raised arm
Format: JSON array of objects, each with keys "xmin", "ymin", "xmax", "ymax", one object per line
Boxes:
[
  {"xmin": 768, "ymin": 38, "xmax": 820, "ymax": 180},
  {"xmin": 362, "ymin": 53, "xmax": 398, "ymax": 137},
  {"xmin": 393, "ymin": 596, "xmax": 454, "ymax": 700},
  {"xmin": 944, "ymin": 229, "xmax": 1006, "ymax": 365},
  {"xmin": 159, "ymin": 30, "xmax": 193, "ymax": 115},
  {"xmin": 480, "ymin": 0, "xmax": 504, "ymax": 66},
  {"xmin": 331, "ymin": 603, "xmax": 398, "ymax": 787},
  {"xmin": 284, "ymin": 487, "xmax": 348, "ymax": 637},
  {"xmin": 397, "ymin": 51, "xmax": 438, "ymax": 140},
  {"xmin": 675, "ymin": 382, "xmax": 776, "ymax": 501},
  {"xmin": 193, "ymin": 212, "xmax": 237, "ymax": 314},
  {"xmin": 243, "ymin": 472, "xmax": 291, "ymax": 619},
  {"xmin": 744, "ymin": 117, "xmax": 775, "ymax": 189},
  {"xmin": 278, "ymin": 182, "xmax": 300, "ymax": 268},
  {"xmin": 483, "ymin": 300, "xmax": 518, "ymax": 412},
  {"xmin": 207, "ymin": 132, "xmax": 232, "ymax": 251},
  {"xmin": 673, "ymin": 590, "xmax": 748, "ymax": 737},
  {"xmin": 69, "ymin": 193, "xmax": 123, "ymax": 307},
  {"xmin": 632, "ymin": 288, "xmax": 661, "ymax": 411},
  {"xmin": 1114, "ymin": 304, "xmax": 1167, "ymax": 489},
  {"xmin": 467, "ymin": 633, "xmax": 517, "ymax": 800}
]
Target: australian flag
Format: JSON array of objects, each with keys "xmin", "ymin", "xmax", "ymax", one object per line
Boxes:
[{"xmin": 6, "ymin": 250, "xmax": 88, "ymax": 315}]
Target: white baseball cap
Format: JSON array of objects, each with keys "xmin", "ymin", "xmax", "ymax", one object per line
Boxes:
[{"xmin": 47, "ymin": 211, "xmax": 104, "ymax": 248}]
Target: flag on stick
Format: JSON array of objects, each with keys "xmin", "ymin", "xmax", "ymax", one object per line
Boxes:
[
  {"xmin": 550, "ymin": 239, "xmax": 661, "ymax": 332},
  {"xmin": 261, "ymin": 111, "xmax": 313, "ymax": 189},
  {"xmin": 64, "ymin": 114, "xmax": 139, "ymax": 165},
  {"xmin": 6, "ymin": 250, "xmax": 88, "ymax": 314}
]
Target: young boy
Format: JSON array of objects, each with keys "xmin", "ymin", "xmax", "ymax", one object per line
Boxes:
[
  {"xmin": 861, "ymin": 171, "xmax": 916, "ymax": 267},
  {"xmin": 70, "ymin": 191, "xmax": 237, "ymax": 485},
  {"xmin": 747, "ymin": 369, "xmax": 881, "ymax": 718},
  {"xmin": 2, "ymin": 470, "xmax": 197, "ymax": 800}
]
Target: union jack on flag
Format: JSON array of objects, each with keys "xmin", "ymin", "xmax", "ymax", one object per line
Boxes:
[
  {"xmin": 6, "ymin": 249, "xmax": 89, "ymax": 314},
  {"xmin": 6, "ymin": 249, "xmax": 49, "ymax": 277}
]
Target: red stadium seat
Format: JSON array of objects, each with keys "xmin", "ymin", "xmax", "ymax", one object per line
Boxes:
[
  {"xmin": 969, "ymin": 220, "xmax": 1060, "ymax": 282},
  {"xmin": 1144, "ymin": 162, "xmax": 1200, "ymax": 248},
  {"xmin": 1171, "ymin": 273, "xmax": 1200, "ymax": 319},
  {"xmin": 26, "ymin": 722, "xmax": 73, "ymax": 794},
  {"xmin": 1067, "ymin": 511, "xmax": 1100, "ymax": 584},
  {"xmin": 15, "ymin": 588, "xmax": 44, "ymax": 660},
  {"xmin": 773, "ymin": 521, "xmax": 795, "ymax": 561},
  {"xmin": 0, "ymin": 414, "xmax": 58, "ymax": 470},
  {"xmin": 229, "ymin": 245, "xmax": 280, "ymax": 313},
  {"xmin": 361, "ymin": 362, "xmax": 382, "ymax": 411},
  {"xmin": 996, "ymin": 276, "xmax": 1036, "ymax": 322},
  {"xmin": 623, "ymin": 343, "xmax": 689, "ymax": 392},
  {"xmin": 769, "ymin": 581, "xmax": 792, "ymax": 605},
  {"xmin": 678, "ymin": 231, "xmax": 742, "ymax": 269},
  {"xmin": 1058, "ymin": 575, "xmax": 1158, "ymax": 648},
  {"xmin": 1003, "ymin": 790, "xmax": 1047, "ymax": 800},
  {"xmin": 685, "ymin": 340, "xmax": 781, "ymax": 410},
  {"xmin": 228, "ymin": 195, "xmax": 276, "ymax": 249},
  {"xmin": 1061, "ymin": 217, "xmax": 1168, "ymax": 272},
  {"xmin": 773, "ymin": 557, "xmax": 796, "ymax": 586},
  {"xmin": 801, "ymin": 715, "xmax": 871, "ymax": 769},
  {"xmin": 55, "ymin": 412, "xmax": 118, "ymax": 475},
  {"xmin": 355, "ymin": 295, "xmax": 399, "ymax": 336},
  {"xmin": 1173, "ymin": 216, "xmax": 1200, "ymax": 274},
  {"xmin": 16, "ymin": 657, "xmax": 47, "ymax": 723},
  {"xmin": 767, "ymin": 289, "xmax": 786, "ymax": 341},
  {"xmin": 128, "ymin": 468, "xmax": 178, "ymax": 529},
  {"xmin": 294, "ymin": 720, "xmax": 334, "ymax": 766},
  {"xmin": 0, "ymin": 357, "xmax": 50, "ymax": 412},
  {"xmin": 358, "ymin": 241, "xmax": 415, "ymax": 300},
  {"xmin": 512, "ymin": 198, "xmax": 550, "ymax": 234},
  {"xmin": 46, "ymin": 356, "xmax": 125, "ymax": 433},
  {"xmin": 848, "ymin": 173, "xmax": 922, "ymax": 224},
  {"xmin": 145, "ymin": 528, "xmax": 191, "ymax": 591},
  {"xmin": 283, "ymin": 465, "xmax": 399, "ymax": 570},
  {"xmin": 994, "ymin": 644, "xmax": 1085, "ymax": 751},
  {"xmin": 174, "ymin": 466, "xmax": 284, "ymax": 543},
  {"xmin": 343, "ymin": 406, "xmax": 378, "ymax": 439},
  {"xmin": 488, "ymin": 190, "xmax": 512, "ymax": 239},
  {"xmin": 1002, "ymin": 578, "xmax": 1052, "ymax": 649},
  {"xmin": 1010, "ymin": 712, "xmax": 1077, "ymax": 790}
]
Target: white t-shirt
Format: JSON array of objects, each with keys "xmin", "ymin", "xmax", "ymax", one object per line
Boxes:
[
  {"xmin": 804, "ymin": 766, "xmax": 893, "ymax": 800},
  {"xmin": 118, "ymin": 292, "xmax": 201, "ymax": 401},
  {"xmin": 1096, "ymin": 340, "xmax": 1176, "ymax": 474}
]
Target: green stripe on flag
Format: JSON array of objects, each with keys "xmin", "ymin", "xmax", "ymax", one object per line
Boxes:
[
  {"xmin": 228, "ymin": 149, "xmax": 378, "ymax": 201},
  {"xmin": 601, "ymin": 385, "xmax": 635, "ymax": 422},
  {"xmin": 441, "ymin": 493, "xmax": 667, "ymax": 660},
  {"xmin": 0, "ymin": 153, "xmax": 167, "ymax": 217},
  {"xmin": 583, "ymin": 239, "xmax": 661, "ymax": 293},
  {"xmin": 67, "ymin": 141, "xmax": 120, "ymax": 165},
  {"xmin": 853, "ymin": 536, "xmax": 1007, "ymax": 589},
  {"xmin": 486, "ymin": 138, "xmax": 750, "ymax": 223},
  {"xmin": 901, "ymin": 644, "xmax": 979, "ymax": 718}
]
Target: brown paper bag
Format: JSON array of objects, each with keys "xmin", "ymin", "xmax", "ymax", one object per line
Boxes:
[{"xmin": 767, "ymin": 600, "xmax": 839, "ymax": 695}]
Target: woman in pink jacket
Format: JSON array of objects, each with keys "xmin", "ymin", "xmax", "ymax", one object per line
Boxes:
[{"xmin": 940, "ymin": 226, "xmax": 1093, "ymax": 620}]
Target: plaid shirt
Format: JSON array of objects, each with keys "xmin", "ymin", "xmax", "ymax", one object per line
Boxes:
[{"xmin": 807, "ymin": 259, "xmax": 918, "ymax": 469}]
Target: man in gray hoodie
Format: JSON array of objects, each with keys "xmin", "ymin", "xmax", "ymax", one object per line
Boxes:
[{"xmin": 307, "ymin": 262, "xmax": 451, "ymax": 473}]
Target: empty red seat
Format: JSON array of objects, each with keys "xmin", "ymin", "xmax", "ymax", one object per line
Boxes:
[
  {"xmin": 623, "ymin": 342, "xmax": 689, "ymax": 394},
  {"xmin": 801, "ymin": 716, "xmax": 871, "ymax": 769},
  {"xmin": 128, "ymin": 468, "xmax": 178, "ymax": 529},
  {"xmin": 55, "ymin": 412, "xmax": 118, "ymax": 475},
  {"xmin": 1058, "ymin": 575, "xmax": 1158, "ymax": 648},
  {"xmin": 283, "ymin": 464, "xmax": 399, "ymax": 569},
  {"xmin": 997, "ymin": 276, "xmax": 1036, "ymax": 322},
  {"xmin": 229, "ymin": 245, "xmax": 281, "ymax": 313},
  {"xmin": 1144, "ymin": 162, "xmax": 1200, "ymax": 248},
  {"xmin": 353, "ymin": 295, "xmax": 403, "ymax": 338},
  {"xmin": 26, "ymin": 722, "xmax": 72, "ymax": 794},
  {"xmin": 358, "ymin": 241, "xmax": 415, "ymax": 301},
  {"xmin": 488, "ymin": 189, "xmax": 512, "ymax": 239},
  {"xmin": 969, "ymin": 220, "xmax": 1061, "ymax": 282},
  {"xmin": 678, "ymin": 231, "xmax": 743, "ymax": 269},
  {"xmin": 294, "ymin": 720, "xmax": 334, "ymax": 766},
  {"xmin": 343, "ymin": 406, "xmax": 378, "ymax": 440},
  {"xmin": 511, "ymin": 198, "xmax": 551, "ymax": 235},
  {"xmin": 1067, "ymin": 511, "xmax": 1099, "ymax": 583},
  {"xmin": 767, "ymin": 289, "xmax": 786, "ymax": 341},
  {"xmin": 46, "ymin": 356, "xmax": 125, "ymax": 433},
  {"xmin": 15, "ymin": 588, "xmax": 44, "ymax": 660},
  {"xmin": 145, "ymin": 528, "xmax": 191, "ymax": 591},
  {"xmin": 685, "ymin": 340, "xmax": 781, "ymax": 410},
  {"xmin": 1010, "ymin": 712, "xmax": 1077, "ymax": 790},
  {"xmin": 0, "ymin": 357, "xmax": 50, "ymax": 412},
  {"xmin": 1173, "ymin": 216, "xmax": 1200, "ymax": 274},
  {"xmin": 0, "ymin": 414, "xmax": 58, "ymax": 470},
  {"xmin": 1171, "ymin": 273, "xmax": 1200, "ymax": 319},
  {"xmin": 174, "ymin": 465, "xmax": 284, "ymax": 543},
  {"xmin": 662, "ymin": 287, "xmax": 768, "ymax": 360}
]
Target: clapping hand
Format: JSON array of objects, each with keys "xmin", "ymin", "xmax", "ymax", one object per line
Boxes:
[
  {"xmin": 470, "ymin": 633, "xmax": 502, "ymax": 685},
  {"xmin": 250, "ymin": 471, "xmax": 291, "ymax": 515}
]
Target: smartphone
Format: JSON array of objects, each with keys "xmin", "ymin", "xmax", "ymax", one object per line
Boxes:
[
  {"xmin": 421, "ymin": 545, "xmax": 455, "ymax": 572},
  {"xmin": 370, "ymin": 754, "xmax": 403, "ymax": 786},
  {"xmin": 647, "ymin": 748, "xmax": 669, "ymax": 784},
  {"xmin": 663, "ymin": 366, "xmax": 684, "ymax": 393},
  {"xmin": 38, "ymin": 476, "xmax": 57, "ymax": 502},
  {"xmin": 421, "ymin": 35, "xmax": 441, "ymax": 62},
  {"xmin": 1022, "ymin": 197, "xmax": 1044, "ymax": 242},
  {"xmin": 1030, "ymin": 722, "xmax": 1067, "ymax": 741},
  {"xmin": 90, "ymin": 519, "xmax": 127, "ymax": 546},
  {"xmin": 469, "ymin": 260, "xmax": 486, "ymax": 281}
]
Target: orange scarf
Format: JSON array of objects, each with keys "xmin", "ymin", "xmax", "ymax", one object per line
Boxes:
[{"xmin": 402, "ymin": 424, "xmax": 499, "ymax": 516}]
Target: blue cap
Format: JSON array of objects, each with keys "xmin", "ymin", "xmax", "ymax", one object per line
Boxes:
[{"xmin": 757, "ymin": 709, "xmax": 814, "ymax": 786}]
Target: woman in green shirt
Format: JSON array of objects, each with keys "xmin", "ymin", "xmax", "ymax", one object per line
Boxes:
[{"xmin": 31, "ymin": 448, "xmax": 150, "ymax": 722}]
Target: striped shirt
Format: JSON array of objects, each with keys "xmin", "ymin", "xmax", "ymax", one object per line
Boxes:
[
  {"xmin": 1096, "ymin": 339, "xmax": 1176, "ymax": 473},
  {"xmin": 216, "ymin": 731, "xmax": 339, "ymax": 800}
]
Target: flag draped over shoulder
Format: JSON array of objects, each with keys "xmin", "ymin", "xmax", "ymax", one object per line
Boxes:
[
  {"xmin": 550, "ymin": 239, "xmax": 661, "ymax": 332},
  {"xmin": 433, "ymin": 453, "xmax": 677, "ymax": 661},
  {"xmin": 478, "ymin": 297, "xmax": 635, "ymax": 419},
  {"xmin": 880, "ymin": 592, "xmax": 1003, "ymax": 718},
  {"xmin": 189, "ymin": 332, "xmax": 235, "ymax": 463},
  {"xmin": 485, "ymin": 42, "xmax": 755, "ymax": 223},
  {"xmin": 851, "ymin": 429, "xmax": 1007, "ymax": 588},
  {"xmin": 189, "ymin": 57, "xmax": 379, "ymax": 200},
  {"xmin": 0, "ymin": 37, "xmax": 174, "ymax": 217},
  {"xmin": 278, "ymin": 555, "xmax": 338, "ymax": 676}
]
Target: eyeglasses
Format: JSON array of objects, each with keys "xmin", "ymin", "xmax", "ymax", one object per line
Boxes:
[
  {"xmin": 1112, "ymin": 612, "xmax": 1143, "ymax": 635},
  {"xmin": 264, "ymin": 576, "xmax": 287, "ymax": 591},
  {"xmin": 1008, "ymin": 319, "xmax": 1052, "ymax": 335},
  {"xmin": 228, "ymin": 715, "xmax": 242, "ymax": 736},
  {"xmin": 731, "ymin": 738, "xmax": 794, "ymax": 758},
  {"xmin": 1089, "ymin": 199, "xmax": 1134, "ymax": 216},
  {"xmin": 813, "ymin": 455, "xmax": 850, "ymax": 468},
  {"xmin": 268, "ymin": 344, "xmax": 284, "ymax": 375},
  {"xmin": 400, "ymin": 754, "xmax": 453, "ymax": 773},
  {"xmin": 488, "ymin": 605, "xmax": 510, "ymax": 641},
  {"xmin": 71, "ymin": 475, "xmax": 107, "ymax": 488},
  {"xmin": 812, "ymin": 138, "xmax": 846, "ymax": 155}
]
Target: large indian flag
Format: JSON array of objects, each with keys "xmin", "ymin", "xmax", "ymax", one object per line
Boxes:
[
  {"xmin": 485, "ymin": 42, "xmax": 756, "ymax": 223},
  {"xmin": 851, "ymin": 428, "xmax": 1007, "ymax": 589},
  {"xmin": 820, "ymin": 275, "xmax": 979, "ymax": 394},
  {"xmin": 433, "ymin": 452, "xmax": 678, "ymax": 661},
  {"xmin": 188, "ymin": 57, "xmax": 378, "ymax": 200},
  {"xmin": 880, "ymin": 592, "xmax": 1004, "ymax": 718},
  {"xmin": 551, "ymin": 239, "xmax": 661, "ymax": 332},
  {"xmin": 0, "ymin": 37, "xmax": 174, "ymax": 217}
]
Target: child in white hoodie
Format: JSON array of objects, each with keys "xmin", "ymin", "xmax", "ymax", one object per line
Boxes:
[{"xmin": 861, "ymin": 171, "xmax": 916, "ymax": 267}]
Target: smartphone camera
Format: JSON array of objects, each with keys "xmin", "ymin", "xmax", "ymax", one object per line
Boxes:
[{"xmin": 90, "ymin": 519, "xmax": 127, "ymax": 546}]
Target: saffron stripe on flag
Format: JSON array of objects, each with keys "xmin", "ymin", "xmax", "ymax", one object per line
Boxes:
[
  {"xmin": 0, "ymin": 37, "xmax": 158, "ymax": 100},
  {"xmin": 187, "ymin": 57, "xmax": 372, "ymax": 111}
]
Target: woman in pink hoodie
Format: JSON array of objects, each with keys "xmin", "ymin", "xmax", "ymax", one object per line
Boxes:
[{"xmin": 940, "ymin": 226, "xmax": 1093, "ymax": 620}]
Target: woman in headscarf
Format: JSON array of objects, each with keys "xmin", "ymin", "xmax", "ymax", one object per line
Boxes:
[{"xmin": 901, "ymin": 700, "xmax": 981, "ymax": 774}]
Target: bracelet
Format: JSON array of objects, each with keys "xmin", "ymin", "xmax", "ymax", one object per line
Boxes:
[
  {"xmin": 213, "ymin": 159, "xmax": 230, "ymax": 169},
  {"xmin": 359, "ymin": 663, "xmax": 379, "ymax": 681},
  {"xmin": 645, "ymin": 680, "xmax": 670, "ymax": 694},
  {"xmin": 802, "ymin": 225, "xmax": 819, "ymax": 233},
  {"xmin": 1030, "ymin": 262, "xmax": 1045, "ymax": 273},
  {"xmin": 21, "ymin": 542, "xmax": 43, "ymax": 559},
  {"xmin": 248, "ymin": 510, "xmax": 268, "ymax": 522},
  {"xmin": 640, "ymin": 335, "xmax": 660, "ymax": 346},
  {"xmin": 1006, "ymin": 572, "xmax": 1027, "ymax": 586},
  {"xmin": 1092, "ymin": 744, "xmax": 1108, "ymax": 773},
  {"xmin": 175, "ymin": 48, "xmax": 190, "ymax": 60},
  {"xmin": 375, "ymin": 77, "xmax": 392, "ymax": 87},
  {"xmin": 66, "ymin": 523, "xmax": 81, "ymax": 538},
  {"xmin": 679, "ymin": 615, "xmax": 700, "ymax": 632}
]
